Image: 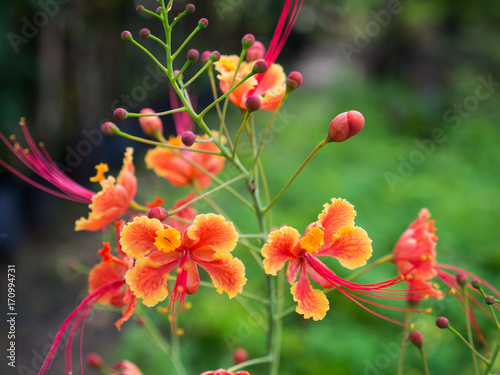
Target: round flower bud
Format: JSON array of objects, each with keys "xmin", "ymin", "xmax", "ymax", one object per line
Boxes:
[
  {"xmin": 245, "ymin": 95, "xmax": 261, "ymax": 112},
  {"xmin": 201, "ymin": 50, "xmax": 211, "ymax": 64},
  {"xmin": 286, "ymin": 71, "xmax": 303, "ymax": 92},
  {"xmin": 139, "ymin": 28, "xmax": 150, "ymax": 39},
  {"xmin": 409, "ymin": 331, "xmax": 424, "ymax": 348},
  {"xmin": 121, "ymin": 30, "xmax": 132, "ymax": 41},
  {"xmin": 113, "ymin": 108, "xmax": 128, "ymax": 121},
  {"xmin": 246, "ymin": 41, "xmax": 266, "ymax": 61},
  {"xmin": 471, "ymin": 279, "xmax": 481, "ymax": 289},
  {"xmin": 86, "ymin": 353, "xmax": 104, "ymax": 369},
  {"xmin": 148, "ymin": 207, "xmax": 168, "ymax": 222},
  {"xmin": 242, "ymin": 34, "xmax": 255, "ymax": 49},
  {"xmin": 187, "ymin": 49, "xmax": 200, "ymax": 62},
  {"xmin": 186, "ymin": 3, "xmax": 195, "ymax": 13},
  {"xmin": 252, "ymin": 60, "xmax": 268, "ymax": 74},
  {"xmin": 210, "ymin": 51, "xmax": 221, "ymax": 62},
  {"xmin": 198, "ymin": 18, "xmax": 209, "ymax": 29},
  {"xmin": 486, "ymin": 295, "xmax": 496, "ymax": 305},
  {"xmin": 136, "ymin": 5, "xmax": 145, "ymax": 13},
  {"xmin": 456, "ymin": 272, "xmax": 468, "ymax": 287},
  {"xmin": 156, "ymin": 6, "xmax": 163, "ymax": 14},
  {"xmin": 181, "ymin": 131, "xmax": 196, "ymax": 146},
  {"xmin": 436, "ymin": 317, "xmax": 449, "ymax": 329},
  {"xmin": 139, "ymin": 108, "xmax": 163, "ymax": 137},
  {"xmin": 232, "ymin": 348, "xmax": 248, "ymax": 365},
  {"xmin": 327, "ymin": 110, "xmax": 365, "ymax": 142},
  {"xmin": 101, "ymin": 122, "xmax": 119, "ymax": 136}
]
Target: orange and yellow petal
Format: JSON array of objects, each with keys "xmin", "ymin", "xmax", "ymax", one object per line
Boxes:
[
  {"xmin": 120, "ymin": 216, "xmax": 164, "ymax": 258},
  {"xmin": 407, "ymin": 278, "xmax": 444, "ymax": 300},
  {"xmin": 291, "ymin": 267, "xmax": 329, "ymax": 321},
  {"xmin": 317, "ymin": 226, "xmax": 373, "ymax": 270},
  {"xmin": 300, "ymin": 227, "xmax": 324, "ymax": 254},
  {"xmin": 262, "ymin": 226, "xmax": 301, "ymax": 276},
  {"xmin": 88, "ymin": 260, "xmax": 127, "ymax": 306},
  {"xmin": 125, "ymin": 255, "xmax": 178, "ymax": 307},
  {"xmin": 114, "ymin": 289, "xmax": 137, "ymax": 330},
  {"xmin": 317, "ymin": 198, "xmax": 356, "ymax": 246},
  {"xmin": 195, "ymin": 252, "xmax": 246, "ymax": 298},
  {"xmin": 185, "ymin": 214, "xmax": 238, "ymax": 254},
  {"xmin": 154, "ymin": 227, "xmax": 182, "ymax": 252},
  {"xmin": 116, "ymin": 148, "xmax": 136, "ymax": 199},
  {"xmin": 145, "ymin": 146, "xmax": 192, "ymax": 187}
]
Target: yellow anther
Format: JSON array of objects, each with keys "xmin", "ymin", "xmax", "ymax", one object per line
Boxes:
[
  {"xmin": 157, "ymin": 306, "xmax": 168, "ymax": 315},
  {"xmin": 449, "ymin": 288, "xmax": 456, "ymax": 295},
  {"xmin": 176, "ymin": 267, "xmax": 183, "ymax": 274},
  {"xmin": 19, "ymin": 117, "xmax": 26, "ymax": 126},
  {"xmin": 433, "ymin": 283, "xmax": 440, "ymax": 290},
  {"xmin": 175, "ymin": 328, "xmax": 185, "ymax": 336},
  {"xmin": 184, "ymin": 302, "xmax": 192, "ymax": 311},
  {"xmin": 177, "ymin": 285, "xmax": 184, "ymax": 293},
  {"xmin": 39, "ymin": 142, "xmax": 44, "ymax": 147},
  {"xmin": 410, "ymin": 323, "xmax": 415, "ymax": 330},
  {"xmin": 23, "ymin": 148, "xmax": 30, "ymax": 154},
  {"xmin": 420, "ymin": 255, "xmax": 427, "ymax": 261},
  {"xmin": 425, "ymin": 308, "xmax": 432, "ymax": 314},
  {"xmin": 406, "ymin": 274, "xmax": 413, "ymax": 280},
  {"xmin": 423, "ymin": 295, "xmax": 429, "ymax": 300},
  {"xmin": 9, "ymin": 135, "xmax": 16, "ymax": 141},
  {"xmin": 89, "ymin": 163, "xmax": 109, "ymax": 182},
  {"xmin": 428, "ymin": 255, "xmax": 433, "ymax": 260},
  {"xmin": 400, "ymin": 275, "xmax": 405, "ymax": 280}
]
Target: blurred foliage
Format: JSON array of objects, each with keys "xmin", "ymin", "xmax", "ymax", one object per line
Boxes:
[{"xmin": 2, "ymin": 0, "xmax": 500, "ymax": 374}]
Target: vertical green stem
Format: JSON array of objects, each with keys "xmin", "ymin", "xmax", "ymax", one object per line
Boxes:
[
  {"xmin": 397, "ymin": 311, "xmax": 412, "ymax": 375},
  {"xmin": 463, "ymin": 288, "xmax": 480, "ymax": 374}
]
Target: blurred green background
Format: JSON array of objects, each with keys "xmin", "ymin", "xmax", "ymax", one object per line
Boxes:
[{"xmin": 1, "ymin": 0, "xmax": 500, "ymax": 374}]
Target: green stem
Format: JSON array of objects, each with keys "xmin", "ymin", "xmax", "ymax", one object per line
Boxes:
[
  {"xmin": 226, "ymin": 355, "xmax": 273, "ymax": 373},
  {"xmin": 220, "ymin": 49, "xmax": 246, "ymax": 134},
  {"xmin": 148, "ymin": 34, "xmax": 168, "ymax": 51},
  {"xmin": 129, "ymin": 38, "xmax": 169, "ymax": 75},
  {"xmin": 270, "ymin": 269, "xmax": 285, "ymax": 375},
  {"xmin": 181, "ymin": 60, "xmax": 213, "ymax": 89},
  {"xmin": 263, "ymin": 139, "xmax": 328, "ymax": 213},
  {"xmin": 397, "ymin": 311, "xmax": 412, "ymax": 375},
  {"xmin": 418, "ymin": 346, "xmax": 430, "ymax": 375},
  {"xmin": 172, "ymin": 26, "xmax": 202, "ymax": 60},
  {"xmin": 447, "ymin": 325, "xmax": 490, "ymax": 365},
  {"xmin": 127, "ymin": 106, "xmax": 185, "ymax": 118},
  {"xmin": 232, "ymin": 111, "xmax": 252, "ymax": 159},
  {"xmin": 463, "ymin": 287, "xmax": 480, "ymax": 374}
]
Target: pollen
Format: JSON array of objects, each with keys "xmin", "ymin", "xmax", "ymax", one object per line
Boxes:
[
  {"xmin": 420, "ymin": 255, "xmax": 427, "ymax": 261},
  {"xmin": 157, "ymin": 306, "xmax": 168, "ymax": 315},
  {"xmin": 449, "ymin": 288, "xmax": 456, "ymax": 295},
  {"xmin": 184, "ymin": 301, "xmax": 192, "ymax": 310},
  {"xmin": 425, "ymin": 308, "xmax": 432, "ymax": 314},
  {"xmin": 423, "ymin": 295, "xmax": 429, "ymax": 300},
  {"xmin": 410, "ymin": 323, "xmax": 415, "ymax": 330},
  {"xmin": 177, "ymin": 285, "xmax": 184, "ymax": 293},
  {"xmin": 90, "ymin": 163, "xmax": 109, "ymax": 182},
  {"xmin": 175, "ymin": 328, "xmax": 185, "ymax": 336},
  {"xmin": 433, "ymin": 283, "xmax": 440, "ymax": 290},
  {"xmin": 19, "ymin": 117, "xmax": 26, "ymax": 126}
]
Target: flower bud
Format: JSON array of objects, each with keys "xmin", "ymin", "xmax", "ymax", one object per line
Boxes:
[
  {"xmin": 136, "ymin": 5, "xmax": 145, "ymax": 13},
  {"xmin": 471, "ymin": 278, "xmax": 480, "ymax": 289},
  {"xmin": 136, "ymin": 317, "xmax": 146, "ymax": 326},
  {"xmin": 181, "ymin": 131, "xmax": 196, "ymax": 147},
  {"xmin": 201, "ymin": 50, "xmax": 212, "ymax": 64},
  {"xmin": 121, "ymin": 30, "xmax": 132, "ymax": 41},
  {"xmin": 113, "ymin": 108, "xmax": 128, "ymax": 121},
  {"xmin": 436, "ymin": 317, "xmax": 449, "ymax": 329},
  {"xmin": 456, "ymin": 272, "xmax": 468, "ymax": 287},
  {"xmin": 327, "ymin": 110, "xmax": 365, "ymax": 142},
  {"xmin": 286, "ymin": 71, "xmax": 303, "ymax": 92},
  {"xmin": 148, "ymin": 207, "xmax": 168, "ymax": 222},
  {"xmin": 409, "ymin": 331, "xmax": 424, "ymax": 348},
  {"xmin": 252, "ymin": 60, "xmax": 268, "ymax": 74},
  {"xmin": 186, "ymin": 3, "xmax": 195, "ymax": 13},
  {"xmin": 245, "ymin": 95, "xmax": 261, "ymax": 112},
  {"xmin": 101, "ymin": 122, "xmax": 119, "ymax": 136},
  {"xmin": 210, "ymin": 51, "xmax": 221, "ymax": 62},
  {"xmin": 187, "ymin": 49, "xmax": 200, "ymax": 62},
  {"xmin": 242, "ymin": 34, "xmax": 255, "ymax": 49},
  {"xmin": 246, "ymin": 41, "xmax": 265, "ymax": 61},
  {"xmin": 156, "ymin": 6, "xmax": 163, "ymax": 14},
  {"xmin": 198, "ymin": 18, "xmax": 209, "ymax": 29},
  {"xmin": 139, "ymin": 28, "xmax": 150, "ymax": 39},
  {"xmin": 139, "ymin": 109, "xmax": 163, "ymax": 137},
  {"xmin": 486, "ymin": 295, "xmax": 496, "ymax": 305},
  {"xmin": 86, "ymin": 353, "xmax": 104, "ymax": 369},
  {"xmin": 232, "ymin": 348, "xmax": 248, "ymax": 365}
]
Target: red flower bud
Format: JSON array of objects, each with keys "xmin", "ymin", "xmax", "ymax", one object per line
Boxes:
[
  {"xmin": 139, "ymin": 108, "xmax": 163, "ymax": 137},
  {"xmin": 198, "ymin": 18, "xmax": 209, "ymax": 29},
  {"xmin": 210, "ymin": 51, "xmax": 221, "ymax": 62},
  {"xmin": 436, "ymin": 317, "xmax": 449, "ymax": 329},
  {"xmin": 246, "ymin": 41, "xmax": 266, "ymax": 62},
  {"xmin": 201, "ymin": 50, "xmax": 212, "ymax": 64},
  {"xmin": 327, "ymin": 110, "xmax": 365, "ymax": 142},
  {"xmin": 113, "ymin": 108, "xmax": 128, "ymax": 121},
  {"xmin": 471, "ymin": 278, "xmax": 481, "ymax": 289},
  {"xmin": 101, "ymin": 122, "xmax": 119, "ymax": 136},
  {"xmin": 456, "ymin": 272, "xmax": 468, "ymax": 287},
  {"xmin": 148, "ymin": 207, "xmax": 168, "ymax": 222},
  {"xmin": 136, "ymin": 5, "xmax": 145, "ymax": 13},
  {"xmin": 121, "ymin": 30, "xmax": 132, "ymax": 41},
  {"xmin": 253, "ymin": 60, "xmax": 268, "ymax": 74},
  {"xmin": 242, "ymin": 34, "xmax": 255, "ymax": 49},
  {"xmin": 486, "ymin": 295, "xmax": 496, "ymax": 305},
  {"xmin": 139, "ymin": 28, "xmax": 150, "ymax": 39},
  {"xmin": 156, "ymin": 6, "xmax": 163, "ymax": 14},
  {"xmin": 187, "ymin": 49, "xmax": 200, "ymax": 62},
  {"xmin": 186, "ymin": 4, "xmax": 195, "ymax": 13},
  {"xmin": 286, "ymin": 71, "xmax": 303, "ymax": 92},
  {"xmin": 181, "ymin": 131, "xmax": 196, "ymax": 147},
  {"xmin": 232, "ymin": 348, "xmax": 248, "ymax": 365},
  {"xmin": 86, "ymin": 353, "xmax": 104, "ymax": 369},
  {"xmin": 409, "ymin": 331, "xmax": 424, "ymax": 348},
  {"xmin": 245, "ymin": 95, "xmax": 261, "ymax": 112}
]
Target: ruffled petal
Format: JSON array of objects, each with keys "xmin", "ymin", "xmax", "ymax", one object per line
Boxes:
[
  {"xmin": 195, "ymin": 252, "xmax": 246, "ymax": 298},
  {"xmin": 116, "ymin": 147, "xmax": 137, "ymax": 201},
  {"xmin": 317, "ymin": 198, "xmax": 356, "ymax": 248},
  {"xmin": 262, "ymin": 226, "xmax": 301, "ymax": 276},
  {"xmin": 114, "ymin": 289, "xmax": 137, "ymax": 330},
  {"xmin": 154, "ymin": 227, "xmax": 182, "ymax": 253},
  {"xmin": 145, "ymin": 146, "xmax": 192, "ymax": 187},
  {"xmin": 120, "ymin": 216, "xmax": 164, "ymax": 258},
  {"xmin": 88, "ymin": 259, "xmax": 127, "ymax": 306},
  {"xmin": 186, "ymin": 214, "xmax": 238, "ymax": 253},
  {"xmin": 125, "ymin": 254, "xmax": 179, "ymax": 307},
  {"xmin": 291, "ymin": 266, "xmax": 329, "ymax": 321},
  {"xmin": 317, "ymin": 226, "xmax": 373, "ymax": 270},
  {"xmin": 300, "ymin": 227, "xmax": 324, "ymax": 254}
]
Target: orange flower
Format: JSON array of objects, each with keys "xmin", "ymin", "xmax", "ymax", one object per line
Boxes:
[
  {"xmin": 214, "ymin": 0, "xmax": 303, "ymax": 111},
  {"xmin": 262, "ymin": 198, "xmax": 373, "ymax": 321},
  {"xmin": 110, "ymin": 360, "xmax": 143, "ymax": 375},
  {"xmin": 145, "ymin": 134, "xmax": 225, "ymax": 188},
  {"xmin": 75, "ymin": 148, "xmax": 137, "ymax": 231},
  {"xmin": 201, "ymin": 370, "xmax": 250, "ymax": 375},
  {"xmin": 121, "ymin": 214, "xmax": 246, "ymax": 329}
]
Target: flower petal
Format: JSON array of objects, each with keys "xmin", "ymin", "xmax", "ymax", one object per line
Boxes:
[
  {"xmin": 262, "ymin": 226, "xmax": 301, "ymax": 276},
  {"xmin": 111, "ymin": 360, "xmax": 143, "ymax": 375},
  {"xmin": 407, "ymin": 277, "xmax": 444, "ymax": 300},
  {"xmin": 186, "ymin": 214, "xmax": 238, "ymax": 253},
  {"xmin": 291, "ymin": 266, "xmax": 329, "ymax": 321},
  {"xmin": 195, "ymin": 252, "xmax": 246, "ymax": 298},
  {"xmin": 300, "ymin": 227, "xmax": 324, "ymax": 254},
  {"xmin": 145, "ymin": 146, "xmax": 192, "ymax": 187},
  {"xmin": 317, "ymin": 226, "xmax": 373, "ymax": 270},
  {"xmin": 88, "ymin": 259, "xmax": 127, "ymax": 306},
  {"xmin": 114, "ymin": 289, "xmax": 137, "ymax": 330},
  {"xmin": 120, "ymin": 216, "xmax": 164, "ymax": 258},
  {"xmin": 125, "ymin": 253, "xmax": 179, "ymax": 307},
  {"xmin": 116, "ymin": 147, "xmax": 137, "ymax": 201},
  {"xmin": 154, "ymin": 227, "xmax": 182, "ymax": 252},
  {"xmin": 286, "ymin": 258, "xmax": 301, "ymax": 285},
  {"xmin": 317, "ymin": 198, "xmax": 356, "ymax": 247}
]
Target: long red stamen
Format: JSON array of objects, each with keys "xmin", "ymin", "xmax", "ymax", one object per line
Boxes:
[{"xmin": 166, "ymin": 251, "xmax": 189, "ymax": 332}]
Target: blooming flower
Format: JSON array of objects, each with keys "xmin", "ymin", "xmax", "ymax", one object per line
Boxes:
[
  {"xmin": 121, "ymin": 214, "xmax": 246, "ymax": 329},
  {"xmin": 110, "ymin": 360, "xmax": 144, "ymax": 375},
  {"xmin": 145, "ymin": 134, "xmax": 225, "ymax": 189},
  {"xmin": 201, "ymin": 370, "xmax": 250, "ymax": 375},
  {"xmin": 214, "ymin": 0, "xmax": 303, "ymax": 111}
]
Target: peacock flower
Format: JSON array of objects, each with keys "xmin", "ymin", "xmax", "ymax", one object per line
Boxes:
[
  {"xmin": 214, "ymin": 0, "xmax": 303, "ymax": 111},
  {"xmin": 75, "ymin": 147, "xmax": 137, "ymax": 231},
  {"xmin": 121, "ymin": 214, "xmax": 246, "ymax": 330},
  {"xmin": 145, "ymin": 134, "xmax": 225, "ymax": 189},
  {"xmin": 201, "ymin": 370, "xmax": 250, "ymax": 375},
  {"xmin": 110, "ymin": 360, "xmax": 144, "ymax": 375}
]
